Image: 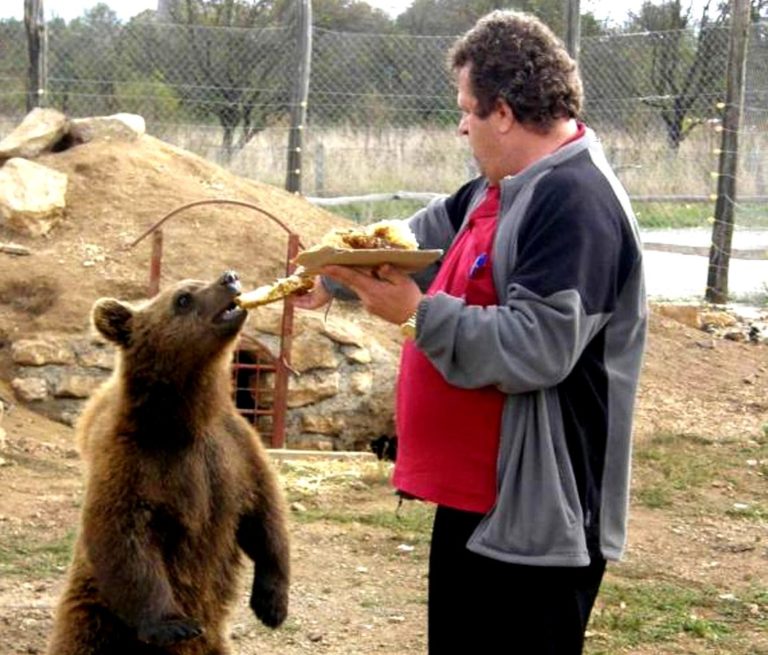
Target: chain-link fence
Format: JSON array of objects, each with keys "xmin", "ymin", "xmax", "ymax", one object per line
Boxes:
[{"xmin": 0, "ymin": 15, "xmax": 766, "ymax": 232}]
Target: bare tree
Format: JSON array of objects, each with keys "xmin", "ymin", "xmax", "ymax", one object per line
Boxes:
[{"xmin": 632, "ymin": 0, "xmax": 729, "ymax": 149}]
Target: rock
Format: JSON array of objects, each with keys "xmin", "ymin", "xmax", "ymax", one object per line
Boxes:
[
  {"xmin": 286, "ymin": 371, "xmax": 341, "ymax": 408},
  {"xmin": 321, "ymin": 318, "xmax": 366, "ymax": 347},
  {"xmin": 300, "ymin": 413, "xmax": 345, "ymax": 435},
  {"xmin": 653, "ymin": 303, "xmax": 701, "ymax": 330},
  {"xmin": 53, "ymin": 374, "xmax": 103, "ymax": 398},
  {"xmin": 290, "ymin": 435, "xmax": 335, "ymax": 450},
  {"xmin": 290, "ymin": 331, "xmax": 339, "ymax": 372},
  {"xmin": 344, "ymin": 345, "xmax": 372, "ymax": 364},
  {"xmin": 349, "ymin": 371, "xmax": 373, "ymax": 395},
  {"xmin": 0, "ymin": 242, "xmax": 31, "ymax": 256},
  {"xmin": 11, "ymin": 337, "xmax": 75, "ymax": 366},
  {"xmin": 11, "ymin": 377, "xmax": 48, "ymax": 402},
  {"xmin": 69, "ymin": 113, "xmax": 146, "ymax": 144},
  {"xmin": 0, "ymin": 158, "xmax": 68, "ymax": 237},
  {"xmin": 700, "ymin": 310, "xmax": 737, "ymax": 330},
  {"xmin": 0, "ymin": 426, "xmax": 6, "ymax": 451},
  {"xmin": 0, "ymin": 107, "xmax": 68, "ymax": 159},
  {"xmin": 75, "ymin": 343, "xmax": 116, "ymax": 369}
]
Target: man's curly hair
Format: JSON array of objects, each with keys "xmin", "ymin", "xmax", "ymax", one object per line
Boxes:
[{"xmin": 448, "ymin": 11, "xmax": 583, "ymax": 132}]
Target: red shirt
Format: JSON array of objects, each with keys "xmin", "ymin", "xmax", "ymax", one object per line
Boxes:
[{"xmin": 393, "ymin": 186, "xmax": 505, "ymax": 513}]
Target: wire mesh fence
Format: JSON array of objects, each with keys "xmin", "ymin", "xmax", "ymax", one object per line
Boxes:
[{"xmin": 0, "ymin": 15, "xmax": 766, "ymax": 236}]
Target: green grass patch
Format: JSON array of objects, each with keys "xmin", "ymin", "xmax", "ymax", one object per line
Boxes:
[
  {"xmin": 633, "ymin": 202, "xmax": 768, "ymax": 229},
  {"xmin": 587, "ymin": 580, "xmax": 753, "ymax": 651},
  {"xmin": 588, "ymin": 579, "xmax": 768, "ymax": 652},
  {"xmin": 0, "ymin": 529, "xmax": 76, "ymax": 576},
  {"xmin": 633, "ymin": 433, "xmax": 720, "ymax": 509},
  {"xmin": 724, "ymin": 503, "xmax": 767, "ymax": 521},
  {"xmin": 326, "ymin": 199, "xmax": 430, "ymax": 224},
  {"xmin": 293, "ymin": 502, "xmax": 435, "ymax": 545},
  {"xmin": 634, "ymin": 202, "xmax": 712, "ymax": 229}
]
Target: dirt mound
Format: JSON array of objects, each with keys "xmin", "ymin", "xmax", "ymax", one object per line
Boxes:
[{"xmin": 0, "ymin": 134, "xmax": 349, "ymax": 339}]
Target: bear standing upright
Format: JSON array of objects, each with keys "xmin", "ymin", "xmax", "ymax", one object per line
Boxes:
[{"xmin": 46, "ymin": 271, "xmax": 290, "ymax": 655}]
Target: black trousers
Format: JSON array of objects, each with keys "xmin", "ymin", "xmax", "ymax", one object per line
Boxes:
[{"xmin": 428, "ymin": 505, "xmax": 606, "ymax": 655}]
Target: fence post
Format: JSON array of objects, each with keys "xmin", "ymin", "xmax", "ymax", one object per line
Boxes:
[
  {"xmin": 706, "ymin": 0, "xmax": 750, "ymax": 304},
  {"xmin": 24, "ymin": 0, "xmax": 47, "ymax": 111},
  {"xmin": 314, "ymin": 140, "xmax": 325, "ymax": 196},
  {"xmin": 285, "ymin": 0, "xmax": 313, "ymax": 194},
  {"xmin": 563, "ymin": 0, "xmax": 581, "ymax": 61}
]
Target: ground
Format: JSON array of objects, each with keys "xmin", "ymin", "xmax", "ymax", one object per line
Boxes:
[
  {"xmin": 1, "ymin": 310, "xmax": 767, "ymax": 654},
  {"xmin": 0, "ymin": 134, "xmax": 767, "ymax": 653}
]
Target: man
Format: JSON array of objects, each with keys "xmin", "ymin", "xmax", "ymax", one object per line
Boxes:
[{"xmin": 295, "ymin": 10, "xmax": 646, "ymax": 654}]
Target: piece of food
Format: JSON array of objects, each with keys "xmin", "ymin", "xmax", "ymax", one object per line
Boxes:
[
  {"xmin": 317, "ymin": 219, "xmax": 419, "ymax": 251},
  {"xmin": 235, "ymin": 268, "xmax": 314, "ymax": 309}
]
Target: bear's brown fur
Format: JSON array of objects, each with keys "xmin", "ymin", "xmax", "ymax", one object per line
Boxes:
[{"xmin": 46, "ymin": 271, "xmax": 290, "ymax": 655}]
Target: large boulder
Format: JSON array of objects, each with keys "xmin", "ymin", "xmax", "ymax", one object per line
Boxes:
[
  {"xmin": 0, "ymin": 107, "xmax": 68, "ymax": 159},
  {"xmin": 0, "ymin": 158, "xmax": 68, "ymax": 236},
  {"xmin": 69, "ymin": 113, "xmax": 146, "ymax": 144}
]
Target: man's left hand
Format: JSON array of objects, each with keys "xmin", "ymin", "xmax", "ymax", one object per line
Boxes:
[{"xmin": 320, "ymin": 264, "xmax": 422, "ymax": 325}]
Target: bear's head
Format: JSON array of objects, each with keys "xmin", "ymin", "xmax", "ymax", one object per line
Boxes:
[{"xmin": 92, "ymin": 271, "xmax": 246, "ymax": 385}]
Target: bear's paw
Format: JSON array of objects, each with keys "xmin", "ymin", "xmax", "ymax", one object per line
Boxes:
[
  {"xmin": 250, "ymin": 579, "xmax": 289, "ymax": 628},
  {"xmin": 138, "ymin": 616, "xmax": 204, "ymax": 646}
]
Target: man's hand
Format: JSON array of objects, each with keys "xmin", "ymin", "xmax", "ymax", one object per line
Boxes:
[
  {"xmin": 320, "ymin": 264, "xmax": 422, "ymax": 325},
  {"xmin": 291, "ymin": 275, "xmax": 332, "ymax": 310}
]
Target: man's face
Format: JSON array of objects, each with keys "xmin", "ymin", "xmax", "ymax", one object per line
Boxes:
[{"xmin": 456, "ymin": 65, "xmax": 502, "ymax": 182}]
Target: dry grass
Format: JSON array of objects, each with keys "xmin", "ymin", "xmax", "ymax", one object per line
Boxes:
[
  {"xmin": 0, "ymin": 278, "xmax": 61, "ymax": 316},
  {"xmin": 153, "ymin": 122, "xmax": 768, "ymax": 201}
]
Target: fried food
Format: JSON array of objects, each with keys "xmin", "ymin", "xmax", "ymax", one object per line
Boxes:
[
  {"xmin": 235, "ymin": 269, "xmax": 314, "ymax": 309},
  {"xmin": 318, "ymin": 219, "xmax": 418, "ymax": 251}
]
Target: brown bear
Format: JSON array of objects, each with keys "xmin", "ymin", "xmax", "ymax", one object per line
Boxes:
[{"xmin": 46, "ymin": 271, "xmax": 290, "ymax": 655}]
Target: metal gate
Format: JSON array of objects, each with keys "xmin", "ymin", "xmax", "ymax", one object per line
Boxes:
[
  {"xmin": 128, "ymin": 199, "xmax": 303, "ymax": 448},
  {"xmin": 231, "ymin": 342, "xmax": 278, "ymax": 444}
]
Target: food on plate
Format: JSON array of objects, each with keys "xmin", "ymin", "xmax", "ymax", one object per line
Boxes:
[
  {"xmin": 236, "ymin": 220, "xmax": 425, "ymax": 308},
  {"xmin": 317, "ymin": 219, "xmax": 419, "ymax": 251}
]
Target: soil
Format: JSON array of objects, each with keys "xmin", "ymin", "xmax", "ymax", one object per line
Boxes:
[{"xmin": 0, "ymin": 133, "xmax": 767, "ymax": 653}]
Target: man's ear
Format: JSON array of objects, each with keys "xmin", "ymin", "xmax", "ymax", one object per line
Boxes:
[
  {"xmin": 92, "ymin": 298, "xmax": 133, "ymax": 346},
  {"xmin": 495, "ymin": 98, "xmax": 516, "ymax": 133}
]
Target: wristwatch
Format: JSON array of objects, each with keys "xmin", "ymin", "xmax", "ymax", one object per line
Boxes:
[{"xmin": 399, "ymin": 310, "xmax": 418, "ymax": 339}]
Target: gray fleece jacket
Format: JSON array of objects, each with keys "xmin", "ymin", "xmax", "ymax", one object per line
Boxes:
[{"xmin": 405, "ymin": 128, "xmax": 647, "ymax": 565}]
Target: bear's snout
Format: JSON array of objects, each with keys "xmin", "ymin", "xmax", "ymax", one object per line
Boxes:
[{"xmin": 219, "ymin": 270, "xmax": 241, "ymax": 293}]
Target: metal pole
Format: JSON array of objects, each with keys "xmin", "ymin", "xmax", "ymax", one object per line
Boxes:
[
  {"xmin": 271, "ymin": 233, "xmax": 300, "ymax": 448},
  {"xmin": 706, "ymin": 0, "xmax": 750, "ymax": 303},
  {"xmin": 285, "ymin": 0, "xmax": 312, "ymax": 194},
  {"xmin": 149, "ymin": 230, "xmax": 163, "ymax": 297},
  {"xmin": 564, "ymin": 0, "xmax": 581, "ymax": 61}
]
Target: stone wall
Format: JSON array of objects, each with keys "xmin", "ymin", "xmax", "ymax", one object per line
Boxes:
[{"xmin": 8, "ymin": 304, "xmax": 399, "ymax": 451}]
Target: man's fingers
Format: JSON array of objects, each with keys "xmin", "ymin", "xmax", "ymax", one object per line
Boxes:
[
  {"xmin": 374, "ymin": 264, "xmax": 407, "ymax": 283},
  {"xmin": 321, "ymin": 265, "xmax": 375, "ymax": 290}
]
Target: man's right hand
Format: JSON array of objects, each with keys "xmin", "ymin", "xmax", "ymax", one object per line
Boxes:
[{"xmin": 291, "ymin": 276, "xmax": 332, "ymax": 310}]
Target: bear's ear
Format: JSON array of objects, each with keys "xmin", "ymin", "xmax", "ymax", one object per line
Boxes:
[{"xmin": 92, "ymin": 298, "xmax": 134, "ymax": 346}]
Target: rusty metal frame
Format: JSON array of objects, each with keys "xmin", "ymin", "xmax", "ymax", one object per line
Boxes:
[{"xmin": 127, "ymin": 199, "xmax": 304, "ymax": 449}]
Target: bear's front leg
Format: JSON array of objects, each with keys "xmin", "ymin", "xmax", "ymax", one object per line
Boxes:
[{"xmin": 237, "ymin": 505, "xmax": 290, "ymax": 628}]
